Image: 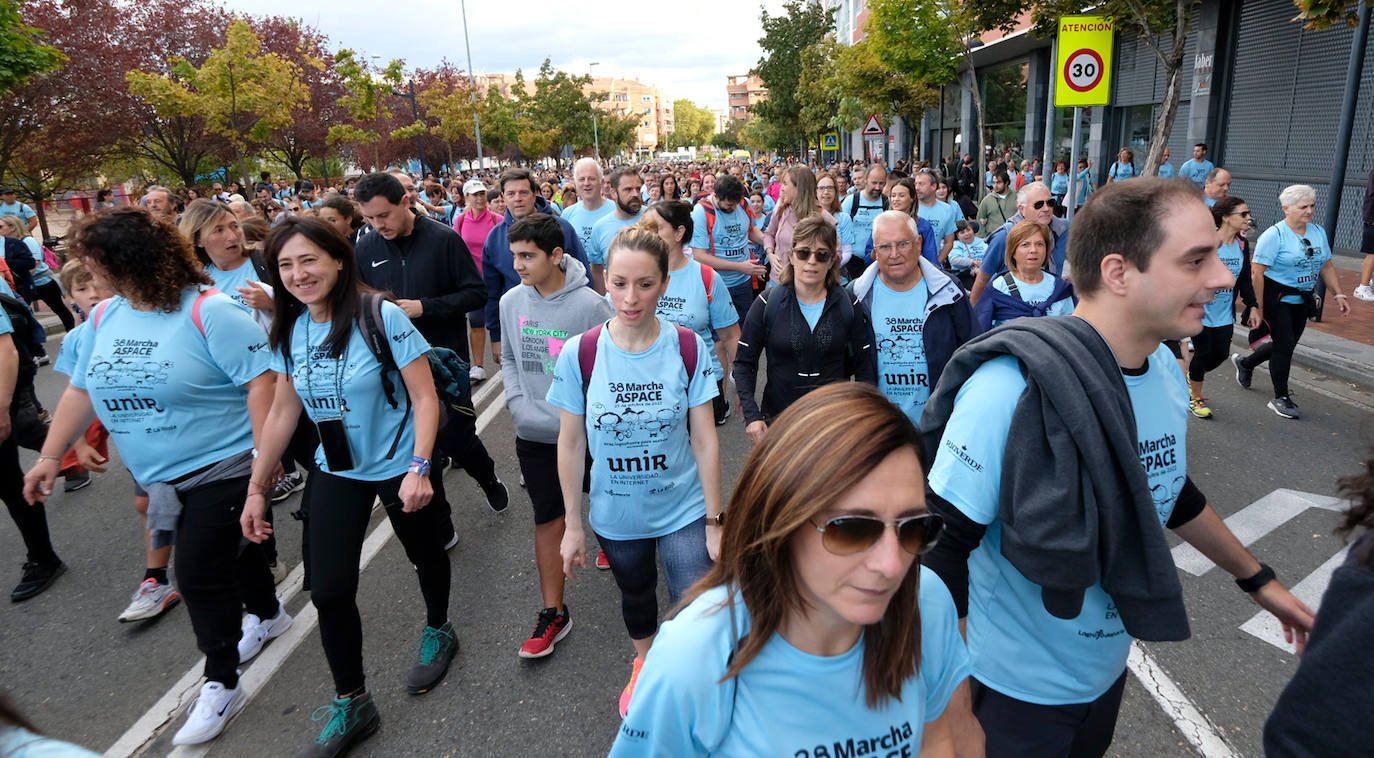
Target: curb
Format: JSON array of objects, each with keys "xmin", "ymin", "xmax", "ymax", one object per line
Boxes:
[{"xmin": 1230, "ymin": 327, "xmax": 1373, "ymax": 391}]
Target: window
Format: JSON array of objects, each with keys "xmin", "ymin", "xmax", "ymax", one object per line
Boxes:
[{"xmin": 641, "ymin": 95, "xmax": 653, "ymax": 102}]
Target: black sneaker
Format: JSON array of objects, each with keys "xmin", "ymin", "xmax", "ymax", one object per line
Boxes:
[
  {"xmin": 1268, "ymin": 396, "xmax": 1301, "ymax": 419},
  {"xmin": 1231, "ymin": 353, "xmax": 1253, "ymax": 390},
  {"xmin": 406, "ymin": 621, "xmax": 458, "ymax": 695},
  {"xmin": 271, "ymin": 472, "xmax": 306, "ymax": 503},
  {"xmin": 296, "ymin": 691, "xmax": 380, "ymax": 758},
  {"xmin": 64, "ymin": 470, "xmax": 93, "ymax": 492},
  {"xmin": 715, "ymin": 401, "xmax": 731, "ymax": 426},
  {"xmin": 479, "ymin": 477, "xmax": 509, "ymax": 514},
  {"xmin": 12, "ymin": 559, "xmax": 65, "ymax": 602}
]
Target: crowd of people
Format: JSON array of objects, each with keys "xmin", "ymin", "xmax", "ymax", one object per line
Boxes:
[{"xmin": 0, "ymin": 146, "xmax": 1371, "ymax": 758}]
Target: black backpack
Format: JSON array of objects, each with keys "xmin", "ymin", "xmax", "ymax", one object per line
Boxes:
[{"xmin": 0, "ymin": 292, "xmax": 41, "ymax": 388}]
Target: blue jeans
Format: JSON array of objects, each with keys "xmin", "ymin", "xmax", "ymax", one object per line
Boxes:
[
  {"xmin": 728, "ymin": 282, "xmax": 758, "ymax": 323},
  {"xmin": 596, "ymin": 517, "xmax": 711, "ymax": 639}
]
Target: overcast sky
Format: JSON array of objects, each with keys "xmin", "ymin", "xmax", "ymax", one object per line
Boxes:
[{"xmin": 227, "ymin": 0, "xmax": 790, "ymax": 110}]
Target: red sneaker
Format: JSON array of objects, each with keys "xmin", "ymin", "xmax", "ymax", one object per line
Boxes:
[
  {"xmin": 618, "ymin": 655, "xmax": 645, "ymax": 718},
  {"xmin": 518, "ymin": 606, "xmax": 572, "ymax": 659},
  {"xmin": 596, "ymin": 549, "xmax": 611, "ymax": 570}
]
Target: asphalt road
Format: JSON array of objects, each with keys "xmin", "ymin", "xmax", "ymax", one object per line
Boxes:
[{"xmin": 2, "ymin": 334, "xmax": 1370, "ymax": 758}]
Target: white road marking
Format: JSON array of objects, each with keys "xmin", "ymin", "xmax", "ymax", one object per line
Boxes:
[
  {"xmin": 1128, "ymin": 643, "xmax": 1241, "ymax": 758},
  {"xmin": 1239, "ymin": 544, "xmax": 1350, "ymax": 651},
  {"xmin": 1172, "ymin": 488, "xmax": 1344, "ymax": 575},
  {"xmin": 107, "ymin": 372, "xmax": 504, "ymax": 757}
]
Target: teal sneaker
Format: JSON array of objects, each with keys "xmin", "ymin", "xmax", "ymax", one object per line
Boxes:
[
  {"xmin": 405, "ymin": 621, "xmax": 458, "ymax": 695},
  {"xmin": 296, "ymin": 691, "xmax": 379, "ymax": 758}
]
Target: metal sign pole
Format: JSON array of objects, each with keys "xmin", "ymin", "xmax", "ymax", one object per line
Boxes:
[{"xmin": 1067, "ymin": 106, "xmax": 1083, "ymax": 219}]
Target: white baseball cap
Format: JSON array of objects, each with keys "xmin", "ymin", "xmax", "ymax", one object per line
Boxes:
[{"xmin": 463, "ymin": 179, "xmax": 488, "ymax": 196}]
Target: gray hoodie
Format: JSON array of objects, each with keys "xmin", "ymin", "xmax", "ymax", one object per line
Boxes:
[{"xmin": 499, "ymin": 256, "xmax": 612, "ymax": 443}]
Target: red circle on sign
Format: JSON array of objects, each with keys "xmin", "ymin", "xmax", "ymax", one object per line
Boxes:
[{"xmin": 1064, "ymin": 49, "xmax": 1105, "ymax": 92}]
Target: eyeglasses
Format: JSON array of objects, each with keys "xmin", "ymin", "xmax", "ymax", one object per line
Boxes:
[
  {"xmin": 1230, "ymin": 211, "xmax": 1252, "ymax": 218},
  {"xmin": 810, "ymin": 513, "xmax": 945, "ymax": 556},
  {"xmin": 1301, "ymin": 238, "xmax": 1315, "ymax": 259},
  {"xmin": 1031, "ymin": 199, "xmax": 1056, "ymax": 210},
  {"xmin": 817, "ymin": 184, "xmax": 836, "ymax": 192},
  {"xmin": 872, "ymin": 239, "xmax": 914, "ymax": 255},
  {"xmin": 793, "ymin": 247, "xmax": 833, "ymax": 263}
]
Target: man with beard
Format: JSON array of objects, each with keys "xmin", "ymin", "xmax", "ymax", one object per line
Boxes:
[{"xmin": 587, "ymin": 167, "xmax": 645, "ymax": 292}]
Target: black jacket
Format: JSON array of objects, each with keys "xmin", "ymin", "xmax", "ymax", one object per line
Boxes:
[
  {"xmin": 356, "ymin": 215, "xmax": 484, "ymax": 360},
  {"xmin": 733, "ymin": 283, "xmax": 877, "ymax": 424}
]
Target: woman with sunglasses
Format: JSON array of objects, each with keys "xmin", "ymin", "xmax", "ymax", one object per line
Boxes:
[
  {"xmin": 735, "ymin": 215, "xmax": 877, "ymax": 445},
  {"xmin": 762, "ymin": 167, "xmax": 851, "ymax": 288},
  {"xmin": 1186, "ymin": 197, "xmax": 1258, "ymax": 419},
  {"xmin": 1232, "ymin": 184, "xmax": 1350, "ymax": 420},
  {"xmin": 609, "ymin": 383, "xmax": 969, "ymax": 756}
]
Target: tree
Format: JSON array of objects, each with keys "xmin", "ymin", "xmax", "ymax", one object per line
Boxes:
[
  {"xmin": 416, "ymin": 60, "xmax": 484, "ymax": 172},
  {"xmin": 128, "ymin": 17, "xmax": 310, "ymax": 185},
  {"xmin": 667, "ymin": 100, "xmax": 714, "ymax": 149},
  {"xmin": 254, "ymin": 16, "xmax": 343, "ymax": 181},
  {"xmin": 753, "ymin": 0, "xmax": 835, "ymax": 154},
  {"xmin": 1293, "ymin": 0, "xmax": 1373, "ymax": 29},
  {"xmin": 0, "ymin": 0, "xmax": 63, "ymax": 96},
  {"xmin": 529, "ymin": 60, "xmax": 595, "ymax": 163},
  {"xmin": 327, "ymin": 49, "xmax": 407, "ymax": 171}
]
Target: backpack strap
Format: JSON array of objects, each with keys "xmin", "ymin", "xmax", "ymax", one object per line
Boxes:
[
  {"xmin": 358, "ymin": 292, "xmax": 399, "ymax": 409},
  {"xmin": 701, "ymin": 202, "xmax": 718, "ymax": 257},
  {"xmin": 90, "ymin": 299, "xmax": 113, "ymax": 331},
  {"xmin": 700, "ymin": 263, "xmax": 714, "ymax": 304},
  {"xmin": 189, "ymin": 288, "xmax": 220, "ymax": 338},
  {"xmin": 673, "ymin": 324, "xmax": 698, "ymax": 388},
  {"xmin": 1001, "ymin": 272, "xmax": 1022, "ymax": 301},
  {"xmin": 578, "ymin": 322, "xmax": 604, "ymax": 406}
]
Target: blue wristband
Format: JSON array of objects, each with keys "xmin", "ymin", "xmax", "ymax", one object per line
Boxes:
[{"xmin": 408, "ymin": 456, "xmax": 431, "ymax": 476}]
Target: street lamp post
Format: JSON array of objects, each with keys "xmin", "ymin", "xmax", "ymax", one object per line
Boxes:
[
  {"xmin": 393, "ymin": 80, "xmax": 426, "ymax": 176},
  {"xmin": 590, "ymin": 61, "xmax": 600, "ymax": 163},
  {"xmin": 459, "ymin": 0, "xmax": 484, "ymax": 169}
]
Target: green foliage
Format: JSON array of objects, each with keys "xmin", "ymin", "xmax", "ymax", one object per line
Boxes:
[
  {"xmin": 668, "ymin": 99, "xmax": 714, "ymax": 149},
  {"xmin": 832, "ymin": 38, "xmax": 935, "ymax": 121},
  {"xmin": 0, "ymin": 0, "xmax": 65, "ymax": 96},
  {"xmin": 753, "ymin": 0, "xmax": 835, "ymax": 151},
  {"xmin": 1292, "ymin": 0, "xmax": 1371, "ymax": 28}
]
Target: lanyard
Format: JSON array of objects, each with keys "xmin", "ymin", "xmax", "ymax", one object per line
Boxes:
[{"xmin": 302, "ymin": 318, "xmax": 349, "ymax": 418}]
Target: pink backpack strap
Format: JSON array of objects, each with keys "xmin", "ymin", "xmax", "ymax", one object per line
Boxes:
[
  {"xmin": 673, "ymin": 324, "xmax": 699, "ymax": 386},
  {"xmin": 190, "ymin": 288, "xmax": 220, "ymax": 338},
  {"xmin": 577, "ymin": 323, "xmax": 604, "ymax": 394},
  {"xmin": 90, "ymin": 299, "xmax": 113, "ymax": 331}
]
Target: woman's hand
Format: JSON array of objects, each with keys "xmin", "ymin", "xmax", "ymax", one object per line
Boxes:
[
  {"xmin": 73, "ymin": 437, "xmax": 108, "ymax": 472},
  {"xmin": 705, "ymin": 523, "xmax": 722, "ymax": 562},
  {"xmin": 746, "ymin": 420, "xmax": 768, "ymax": 445},
  {"xmin": 240, "ymin": 494, "xmax": 274, "ymax": 543},
  {"xmin": 22, "ymin": 458, "xmax": 60, "ymax": 504},
  {"xmin": 1246, "ymin": 309, "xmax": 1263, "ymax": 329},
  {"xmin": 560, "ymin": 521, "xmax": 587, "ymax": 580},
  {"xmin": 1334, "ymin": 294, "xmax": 1351, "ymax": 317},
  {"xmin": 399, "ymin": 471, "xmax": 433, "ymax": 513},
  {"xmin": 237, "ymin": 281, "xmax": 274, "ymax": 312}
]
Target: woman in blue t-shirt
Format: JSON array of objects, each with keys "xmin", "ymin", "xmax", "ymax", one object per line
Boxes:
[
  {"xmin": 1107, "ymin": 148, "xmax": 1136, "ymax": 183},
  {"xmin": 1186, "ymin": 197, "xmax": 1258, "ymax": 419},
  {"xmin": 1233, "ymin": 184, "xmax": 1351, "ymax": 419},
  {"xmin": 240, "ymin": 217, "xmax": 451, "ymax": 756},
  {"xmin": 547, "ymin": 226, "xmax": 722, "ymax": 719},
  {"xmin": 610, "ymin": 383, "xmax": 970, "ymax": 756},
  {"xmin": 23, "ymin": 207, "xmax": 284, "ymax": 748},
  {"xmin": 643, "ymin": 200, "xmax": 740, "ymax": 426},
  {"xmin": 977, "ymin": 219, "xmax": 1075, "ymax": 329}
]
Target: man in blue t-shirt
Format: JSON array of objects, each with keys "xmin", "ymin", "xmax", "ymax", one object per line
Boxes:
[
  {"xmin": 1178, "ymin": 143, "xmax": 1215, "ymax": 187},
  {"xmin": 559, "ymin": 158, "xmax": 615, "ymax": 290},
  {"xmin": 920, "ymin": 177, "xmax": 1316, "ymax": 757},
  {"xmin": 0, "ymin": 187, "xmax": 37, "ymax": 233},
  {"xmin": 914, "ymin": 169, "xmax": 957, "ymax": 265},
  {"xmin": 586, "ymin": 167, "xmax": 644, "ymax": 291},
  {"xmin": 688, "ymin": 174, "xmax": 765, "ymax": 387},
  {"xmin": 1156, "ymin": 147, "xmax": 1176, "ymax": 178},
  {"xmin": 1203, "ymin": 167, "xmax": 1231, "ymax": 208},
  {"xmin": 840, "ymin": 163, "xmax": 890, "ymax": 254}
]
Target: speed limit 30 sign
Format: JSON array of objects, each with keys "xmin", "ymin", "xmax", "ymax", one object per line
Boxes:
[{"xmin": 1055, "ymin": 16, "xmax": 1114, "ymax": 106}]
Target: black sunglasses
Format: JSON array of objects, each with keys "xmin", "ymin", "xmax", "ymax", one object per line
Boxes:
[
  {"xmin": 1032, "ymin": 199, "xmax": 1056, "ymax": 210},
  {"xmin": 793, "ymin": 247, "xmax": 834, "ymax": 263},
  {"xmin": 810, "ymin": 513, "xmax": 945, "ymax": 556},
  {"xmin": 1301, "ymin": 238, "xmax": 1314, "ymax": 258}
]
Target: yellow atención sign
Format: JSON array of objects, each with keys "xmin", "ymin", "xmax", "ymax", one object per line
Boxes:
[{"xmin": 1055, "ymin": 16, "xmax": 1115, "ymax": 107}]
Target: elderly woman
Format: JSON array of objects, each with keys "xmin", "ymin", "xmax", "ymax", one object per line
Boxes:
[
  {"xmin": 974, "ymin": 219, "xmax": 1075, "ymax": 329},
  {"xmin": 609, "ymin": 383, "xmax": 969, "ymax": 756},
  {"xmin": 1232, "ymin": 184, "xmax": 1350, "ymax": 419}
]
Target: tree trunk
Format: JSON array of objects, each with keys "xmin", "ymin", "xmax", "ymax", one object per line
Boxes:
[
  {"xmin": 1133, "ymin": 0, "xmax": 1193, "ymax": 175},
  {"xmin": 961, "ymin": 53, "xmax": 988, "ymax": 175}
]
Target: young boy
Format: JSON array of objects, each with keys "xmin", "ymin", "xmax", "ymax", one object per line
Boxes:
[
  {"xmin": 55, "ymin": 260, "xmax": 182, "ymax": 623},
  {"xmin": 499, "ymin": 213, "xmax": 612, "ymax": 659}
]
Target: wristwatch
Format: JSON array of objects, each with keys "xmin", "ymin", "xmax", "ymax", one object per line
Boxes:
[
  {"xmin": 709, "ymin": 512, "xmax": 725, "ymax": 527},
  {"xmin": 1235, "ymin": 563, "xmax": 1276, "ymax": 593}
]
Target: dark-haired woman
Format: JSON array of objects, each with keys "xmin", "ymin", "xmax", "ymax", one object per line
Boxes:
[
  {"xmin": 316, "ymin": 193, "xmax": 363, "ymax": 246},
  {"xmin": 642, "ymin": 200, "xmax": 739, "ymax": 425},
  {"xmin": 610, "ymin": 383, "xmax": 969, "ymax": 755},
  {"xmin": 734, "ymin": 215, "xmax": 877, "ymax": 445},
  {"xmin": 660, "ymin": 174, "xmax": 681, "ymax": 202},
  {"xmin": 1186, "ymin": 197, "xmax": 1257, "ymax": 419},
  {"xmin": 549, "ymin": 226, "xmax": 721, "ymax": 718},
  {"xmin": 241, "ymin": 217, "xmax": 452, "ymax": 757},
  {"xmin": 23, "ymin": 207, "xmax": 287, "ymax": 747}
]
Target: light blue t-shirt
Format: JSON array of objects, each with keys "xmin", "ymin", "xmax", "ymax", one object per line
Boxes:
[
  {"xmin": 0, "ymin": 201, "xmax": 36, "ymax": 222},
  {"xmin": 1157, "ymin": 162, "xmax": 1176, "ymax": 178},
  {"xmin": 588, "ymin": 210, "xmax": 643, "ymax": 265},
  {"xmin": 1108, "ymin": 161, "xmax": 1136, "ymax": 182},
  {"xmin": 1204, "ymin": 240, "xmax": 1244, "ymax": 327},
  {"xmin": 797, "ymin": 299, "xmax": 824, "ymax": 331},
  {"xmin": 840, "ymin": 192, "xmax": 888, "ymax": 255},
  {"xmin": 71, "ymin": 289, "xmax": 271, "ymax": 483},
  {"xmin": 1075, "ymin": 169, "xmax": 1095, "ymax": 204},
  {"xmin": 23, "ymin": 237, "xmax": 52, "ymax": 286},
  {"xmin": 546, "ymin": 318, "xmax": 718, "ymax": 540},
  {"xmin": 950, "ymin": 238, "xmax": 988, "ymax": 272},
  {"xmin": 927, "ymin": 343, "xmax": 1188, "ymax": 705},
  {"xmin": 1178, "ymin": 158, "xmax": 1214, "ymax": 186},
  {"xmin": 610, "ymin": 568, "xmax": 971, "ymax": 757},
  {"xmin": 204, "ymin": 261, "xmax": 262, "ymax": 314},
  {"xmin": 1204, "ymin": 196, "xmax": 1218, "ymax": 208},
  {"xmin": 872, "ymin": 278, "xmax": 931, "ymax": 424},
  {"xmin": 1049, "ymin": 173, "xmax": 1070, "ymax": 197},
  {"xmin": 561, "ymin": 200, "xmax": 617, "ymax": 254},
  {"xmin": 917, "ymin": 200, "xmax": 958, "ymax": 244},
  {"xmin": 657, "ymin": 259, "xmax": 738, "ymax": 375},
  {"xmin": 1255, "ymin": 223, "xmax": 1330, "ymax": 305},
  {"xmin": 53, "ymin": 320, "xmax": 88, "ymax": 377},
  {"xmin": 0, "ymin": 300, "xmax": 12, "ymax": 336},
  {"xmin": 834, "ymin": 212, "xmax": 857, "ymax": 259},
  {"xmin": 269, "ymin": 301, "xmax": 430, "ymax": 482},
  {"xmin": 990, "ymin": 272, "xmax": 1074, "ymax": 325},
  {"xmin": 689, "ymin": 203, "xmax": 754, "ymax": 289}
]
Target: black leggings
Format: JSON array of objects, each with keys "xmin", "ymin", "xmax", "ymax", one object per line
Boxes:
[
  {"xmin": 1242, "ymin": 300, "xmax": 1307, "ymax": 399},
  {"xmin": 1, "ymin": 432, "xmax": 56, "ymax": 566},
  {"xmin": 971, "ymin": 672, "xmax": 1127, "ymax": 758},
  {"xmin": 1188, "ymin": 324, "xmax": 1234, "ymax": 382},
  {"xmin": 29, "ymin": 280, "xmax": 74, "ymax": 332},
  {"xmin": 307, "ymin": 469, "xmax": 450, "ymax": 696},
  {"xmin": 175, "ymin": 475, "xmax": 279, "ymax": 688}
]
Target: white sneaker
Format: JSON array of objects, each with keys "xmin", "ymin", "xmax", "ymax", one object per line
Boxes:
[
  {"xmin": 237, "ymin": 604, "xmax": 292, "ymax": 663},
  {"xmin": 469, "ymin": 364, "xmax": 487, "ymax": 382},
  {"xmin": 171, "ymin": 680, "xmax": 247, "ymax": 745},
  {"xmin": 1354, "ymin": 284, "xmax": 1374, "ymax": 302},
  {"xmin": 269, "ymin": 561, "xmax": 289, "ymax": 585},
  {"xmin": 118, "ymin": 578, "xmax": 181, "ymax": 623}
]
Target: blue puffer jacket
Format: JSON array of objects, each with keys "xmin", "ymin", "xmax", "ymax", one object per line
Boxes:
[{"xmin": 483, "ymin": 195, "xmax": 591, "ymax": 343}]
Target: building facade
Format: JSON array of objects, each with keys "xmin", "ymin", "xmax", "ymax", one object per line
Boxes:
[
  {"xmin": 726, "ymin": 74, "xmax": 768, "ymax": 121},
  {"xmin": 586, "ymin": 76, "xmax": 673, "ymax": 152}
]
